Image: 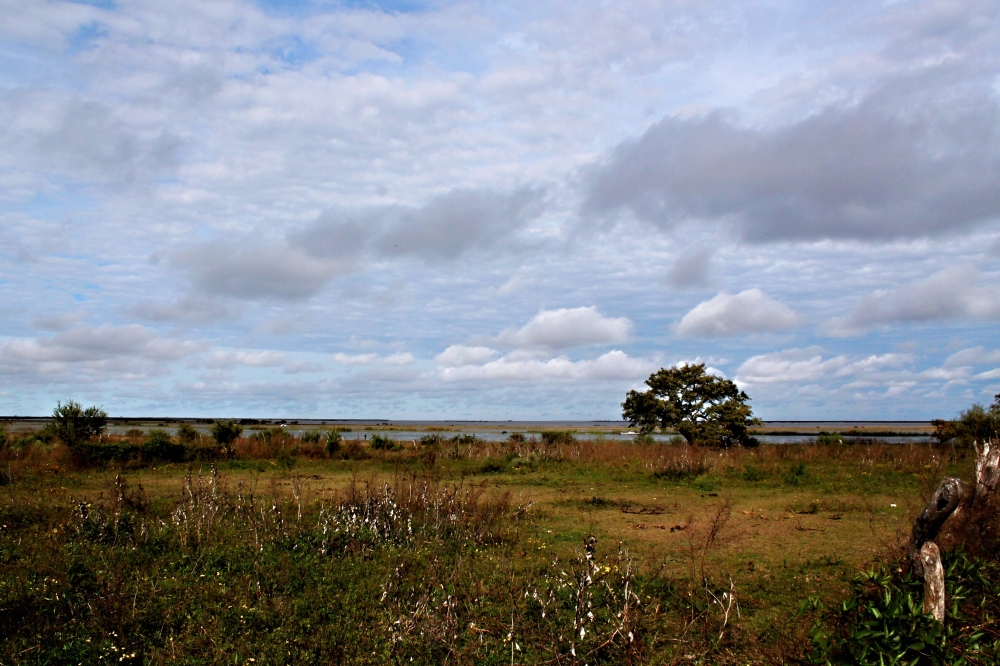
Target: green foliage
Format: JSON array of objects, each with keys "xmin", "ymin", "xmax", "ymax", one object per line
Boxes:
[
  {"xmin": 785, "ymin": 462, "xmax": 809, "ymax": 486},
  {"xmin": 808, "ymin": 551, "xmax": 1000, "ymax": 665},
  {"xmin": 933, "ymin": 400, "xmax": 1000, "ymax": 449},
  {"xmin": 211, "ymin": 420, "xmax": 243, "ymax": 457},
  {"xmin": 370, "ymin": 433, "xmax": 391, "ymax": 450},
  {"xmin": 419, "ymin": 433, "xmax": 444, "ymax": 446},
  {"xmin": 325, "ymin": 430, "xmax": 343, "ymax": 455},
  {"xmin": 175, "ymin": 423, "xmax": 199, "ymax": 444},
  {"xmin": 816, "ymin": 432, "xmax": 844, "ymax": 445},
  {"xmin": 742, "ymin": 464, "xmax": 765, "ymax": 482},
  {"xmin": 301, "ymin": 430, "xmax": 321, "ymax": 444},
  {"xmin": 143, "ymin": 429, "xmax": 186, "ymax": 463},
  {"xmin": 541, "ymin": 431, "xmax": 576, "ymax": 445},
  {"xmin": 47, "ymin": 401, "xmax": 108, "ymax": 449},
  {"xmin": 0, "ymin": 426, "xmax": 8, "ymax": 451},
  {"xmin": 622, "ymin": 364, "xmax": 761, "ymax": 448}
]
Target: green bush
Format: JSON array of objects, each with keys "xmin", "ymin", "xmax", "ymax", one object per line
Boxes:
[
  {"xmin": 211, "ymin": 420, "xmax": 243, "ymax": 457},
  {"xmin": 326, "ymin": 430, "xmax": 343, "ymax": 455},
  {"xmin": 46, "ymin": 401, "xmax": 108, "ymax": 449},
  {"xmin": 816, "ymin": 431, "xmax": 844, "ymax": 445},
  {"xmin": 742, "ymin": 464, "xmax": 765, "ymax": 482},
  {"xmin": 370, "ymin": 434, "xmax": 391, "ymax": 450},
  {"xmin": 785, "ymin": 462, "xmax": 809, "ymax": 486},
  {"xmin": 176, "ymin": 424, "xmax": 199, "ymax": 444},
  {"xmin": 143, "ymin": 429, "xmax": 186, "ymax": 463},
  {"xmin": 301, "ymin": 430, "xmax": 321, "ymax": 444},
  {"xmin": 541, "ymin": 431, "xmax": 576, "ymax": 445}
]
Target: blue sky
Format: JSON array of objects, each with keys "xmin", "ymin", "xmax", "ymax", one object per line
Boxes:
[{"xmin": 1, "ymin": 0, "xmax": 999, "ymax": 419}]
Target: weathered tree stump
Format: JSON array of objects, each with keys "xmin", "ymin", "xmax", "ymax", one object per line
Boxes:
[
  {"xmin": 908, "ymin": 476, "xmax": 965, "ymax": 577},
  {"xmin": 973, "ymin": 439, "xmax": 1000, "ymax": 502},
  {"xmin": 920, "ymin": 541, "xmax": 945, "ymax": 624}
]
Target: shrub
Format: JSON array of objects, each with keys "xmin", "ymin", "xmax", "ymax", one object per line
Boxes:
[
  {"xmin": 176, "ymin": 424, "xmax": 199, "ymax": 444},
  {"xmin": 302, "ymin": 430, "xmax": 321, "ymax": 444},
  {"xmin": 742, "ymin": 464, "xmax": 765, "ymax": 482},
  {"xmin": 143, "ymin": 429, "xmax": 186, "ymax": 463},
  {"xmin": 211, "ymin": 420, "xmax": 243, "ymax": 457},
  {"xmin": 370, "ymin": 434, "xmax": 391, "ymax": 450},
  {"xmin": 326, "ymin": 430, "xmax": 343, "ymax": 455},
  {"xmin": 816, "ymin": 431, "xmax": 843, "ymax": 445},
  {"xmin": 785, "ymin": 462, "xmax": 809, "ymax": 486},
  {"xmin": 47, "ymin": 401, "xmax": 108, "ymax": 449},
  {"xmin": 541, "ymin": 431, "xmax": 576, "ymax": 446},
  {"xmin": 419, "ymin": 434, "xmax": 443, "ymax": 447}
]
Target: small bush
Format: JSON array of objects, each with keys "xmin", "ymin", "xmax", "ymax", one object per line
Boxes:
[
  {"xmin": 211, "ymin": 420, "xmax": 243, "ymax": 457},
  {"xmin": 143, "ymin": 429, "xmax": 187, "ymax": 463},
  {"xmin": 419, "ymin": 434, "xmax": 444, "ymax": 446},
  {"xmin": 742, "ymin": 464, "xmax": 766, "ymax": 482},
  {"xmin": 326, "ymin": 430, "xmax": 343, "ymax": 455},
  {"xmin": 541, "ymin": 431, "xmax": 576, "ymax": 446},
  {"xmin": 816, "ymin": 431, "xmax": 843, "ymax": 445},
  {"xmin": 370, "ymin": 434, "xmax": 391, "ymax": 450},
  {"xmin": 176, "ymin": 423, "xmax": 199, "ymax": 444},
  {"xmin": 785, "ymin": 462, "xmax": 809, "ymax": 486},
  {"xmin": 301, "ymin": 430, "xmax": 321, "ymax": 444}
]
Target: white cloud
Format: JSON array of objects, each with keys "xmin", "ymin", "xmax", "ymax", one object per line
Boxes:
[
  {"xmin": 0, "ymin": 325, "xmax": 204, "ymax": 380},
  {"xmin": 736, "ymin": 346, "xmax": 849, "ymax": 386},
  {"xmin": 836, "ymin": 265, "xmax": 1000, "ymax": 335},
  {"xmin": 384, "ymin": 352, "xmax": 415, "ymax": 365},
  {"xmin": 439, "ymin": 350, "xmax": 650, "ymax": 382},
  {"xmin": 676, "ymin": 289, "xmax": 798, "ymax": 338},
  {"xmin": 944, "ymin": 347, "xmax": 1000, "ymax": 368},
  {"xmin": 493, "ymin": 307, "xmax": 632, "ymax": 351},
  {"xmin": 333, "ymin": 351, "xmax": 414, "ymax": 366},
  {"xmin": 332, "ymin": 352, "xmax": 379, "ymax": 365},
  {"xmin": 202, "ymin": 350, "xmax": 286, "ymax": 369},
  {"xmin": 436, "ymin": 345, "xmax": 498, "ymax": 367}
]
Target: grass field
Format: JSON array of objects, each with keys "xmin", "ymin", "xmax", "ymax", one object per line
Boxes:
[{"xmin": 1, "ymin": 433, "xmax": 992, "ymax": 664}]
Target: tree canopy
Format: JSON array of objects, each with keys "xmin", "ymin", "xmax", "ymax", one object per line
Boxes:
[
  {"xmin": 48, "ymin": 400, "xmax": 108, "ymax": 449},
  {"xmin": 622, "ymin": 363, "xmax": 760, "ymax": 447}
]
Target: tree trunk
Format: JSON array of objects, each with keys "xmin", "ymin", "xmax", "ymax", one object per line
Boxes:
[
  {"xmin": 973, "ymin": 439, "xmax": 1000, "ymax": 502},
  {"xmin": 920, "ymin": 541, "xmax": 945, "ymax": 624},
  {"xmin": 908, "ymin": 477, "xmax": 965, "ymax": 577}
]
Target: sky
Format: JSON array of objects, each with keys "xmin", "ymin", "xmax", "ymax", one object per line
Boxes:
[{"xmin": 1, "ymin": 0, "xmax": 999, "ymax": 420}]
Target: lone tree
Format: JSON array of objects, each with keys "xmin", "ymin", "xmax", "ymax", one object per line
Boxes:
[
  {"xmin": 48, "ymin": 400, "xmax": 108, "ymax": 449},
  {"xmin": 622, "ymin": 363, "xmax": 760, "ymax": 447}
]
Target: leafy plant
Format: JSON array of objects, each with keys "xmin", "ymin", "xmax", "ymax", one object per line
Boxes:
[{"xmin": 808, "ymin": 550, "xmax": 1000, "ymax": 665}]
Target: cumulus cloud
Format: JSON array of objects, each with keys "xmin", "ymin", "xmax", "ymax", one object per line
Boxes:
[
  {"xmin": 675, "ymin": 289, "xmax": 798, "ymax": 338},
  {"xmin": 439, "ymin": 350, "xmax": 649, "ymax": 382},
  {"xmin": 944, "ymin": 347, "xmax": 1000, "ymax": 368},
  {"xmin": 735, "ymin": 348, "xmax": 906, "ymax": 384},
  {"xmin": 436, "ymin": 345, "xmax": 498, "ymax": 367},
  {"xmin": 583, "ymin": 78, "xmax": 1000, "ymax": 242},
  {"xmin": 836, "ymin": 265, "xmax": 1000, "ymax": 335},
  {"xmin": 0, "ymin": 325, "xmax": 204, "ymax": 379},
  {"xmin": 493, "ymin": 306, "xmax": 632, "ymax": 352}
]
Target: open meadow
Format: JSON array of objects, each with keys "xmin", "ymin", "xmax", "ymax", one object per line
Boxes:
[{"xmin": 4, "ymin": 426, "xmax": 999, "ymax": 665}]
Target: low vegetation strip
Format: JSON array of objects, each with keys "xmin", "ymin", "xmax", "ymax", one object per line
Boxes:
[{"xmin": 2, "ymin": 397, "xmax": 1000, "ymax": 664}]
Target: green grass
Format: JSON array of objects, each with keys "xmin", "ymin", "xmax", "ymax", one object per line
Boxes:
[{"xmin": 0, "ymin": 437, "xmax": 995, "ymax": 664}]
